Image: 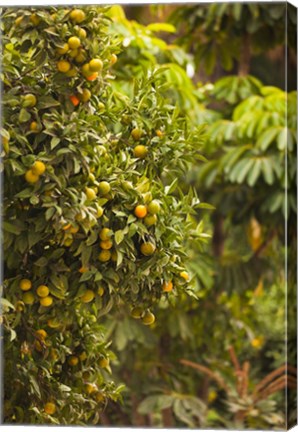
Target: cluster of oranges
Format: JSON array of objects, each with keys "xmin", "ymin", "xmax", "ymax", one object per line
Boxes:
[
  {"xmin": 25, "ymin": 160, "xmax": 46, "ymax": 184},
  {"xmin": 19, "ymin": 279, "xmax": 53, "ymax": 307},
  {"xmin": 54, "ymin": 9, "xmax": 117, "ymax": 107}
]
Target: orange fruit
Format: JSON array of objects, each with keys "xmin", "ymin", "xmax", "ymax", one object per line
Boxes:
[
  {"xmin": 68, "ymin": 355, "xmax": 79, "ymax": 366},
  {"xmin": 44, "ymin": 402, "xmax": 56, "ymax": 415},
  {"xmin": 89, "ymin": 59, "xmax": 103, "ymax": 72},
  {"xmin": 131, "ymin": 307, "xmax": 143, "ymax": 319},
  {"xmin": 162, "ymin": 281, "xmax": 173, "ymax": 292},
  {"xmin": 77, "ymin": 28, "xmax": 87, "ymax": 39},
  {"xmin": 80, "ymin": 290, "xmax": 95, "ymax": 303},
  {"xmin": 131, "ymin": 128, "xmax": 142, "ymax": 141},
  {"xmin": 99, "ymin": 357, "xmax": 109, "ymax": 368},
  {"xmin": 19, "ymin": 279, "xmax": 32, "ymax": 291},
  {"xmin": 36, "ymin": 329, "xmax": 47, "ymax": 339},
  {"xmin": 147, "ymin": 200, "xmax": 160, "ymax": 214},
  {"xmin": 140, "ymin": 242, "xmax": 156, "ymax": 256},
  {"xmin": 100, "ymin": 240, "xmax": 113, "ymax": 250},
  {"xmin": 69, "ymin": 95, "xmax": 80, "ymax": 106},
  {"xmin": 40, "ymin": 296, "xmax": 53, "ymax": 307},
  {"xmin": 32, "ymin": 161, "xmax": 46, "ymax": 176},
  {"xmin": 79, "ymin": 351, "xmax": 87, "ymax": 361},
  {"xmin": 142, "ymin": 311, "xmax": 155, "ymax": 325},
  {"xmin": 97, "ymin": 286, "xmax": 105, "ymax": 297},
  {"xmin": 23, "ymin": 94, "xmax": 37, "ymax": 108},
  {"xmin": 36, "ymin": 285, "xmax": 50, "ymax": 298},
  {"xmin": 134, "ymin": 145, "xmax": 148, "ymax": 159},
  {"xmin": 29, "ymin": 121, "xmax": 39, "ymax": 132},
  {"xmin": 144, "ymin": 214, "xmax": 157, "ymax": 227},
  {"xmin": 25, "ymin": 170, "xmax": 39, "ymax": 184},
  {"xmin": 85, "ymin": 187, "xmax": 96, "ymax": 200},
  {"xmin": 96, "ymin": 206, "xmax": 104, "ymax": 218},
  {"xmin": 22, "ymin": 292, "xmax": 35, "ymax": 305},
  {"xmin": 56, "ymin": 43, "xmax": 69, "ymax": 55},
  {"xmin": 180, "ymin": 271, "xmax": 190, "ymax": 281},
  {"xmin": 86, "ymin": 72, "xmax": 98, "ymax": 81},
  {"xmin": 134, "ymin": 205, "xmax": 147, "ymax": 219},
  {"xmin": 98, "ymin": 250, "xmax": 111, "ymax": 262},
  {"xmin": 110, "ymin": 53, "xmax": 118, "ymax": 65},
  {"xmin": 70, "ymin": 9, "xmax": 86, "ymax": 23},
  {"xmin": 156, "ymin": 129, "xmax": 164, "ymax": 137},
  {"xmin": 57, "ymin": 60, "xmax": 71, "ymax": 73},
  {"xmin": 98, "ymin": 181, "xmax": 111, "ymax": 196},
  {"xmin": 79, "ymin": 88, "xmax": 91, "ymax": 102},
  {"xmin": 85, "ymin": 383, "xmax": 97, "ymax": 394},
  {"xmin": 68, "ymin": 36, "xmax": 81, "ymax": 49},
  {"xmin": 99, "ymin": 228, "xmax": 112, "ymax": 241}
]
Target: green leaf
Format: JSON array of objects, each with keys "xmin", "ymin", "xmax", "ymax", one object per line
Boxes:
[
  {"xmin": 18, "ymin": 108, "xmax": 31, "ymax": 123},
  {"xmin": 247, "ymin": 159, "xmax": 262, "ymax": 187},
  {"xmin": 147, "ymin": 23, "xmax": 176, "ymax": 33},
  {"xmin": 256, "ymin": 127, "xmax": 279, "ymax": 151},
  {"xmin": 115, "ymin": 229, "xmax": 124, "ymax": 245},
  {"xmin": 1, "ymin": 298, "xmax": 15, "ymax": 310}
]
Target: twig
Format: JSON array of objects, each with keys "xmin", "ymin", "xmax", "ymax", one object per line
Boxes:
[{"xmin": 179, "ymin": 359, "xmax": 229, "ymax": 392}]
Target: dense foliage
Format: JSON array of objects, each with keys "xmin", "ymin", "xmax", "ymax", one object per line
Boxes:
[{"xmin": 1, "ymin": 3, "xmax": 296, "ymax": 429}]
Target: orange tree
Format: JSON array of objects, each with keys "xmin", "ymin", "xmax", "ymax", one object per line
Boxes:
[{"xmin": 1, "ymin": 6, "xmax": 205, "ymax": 425}]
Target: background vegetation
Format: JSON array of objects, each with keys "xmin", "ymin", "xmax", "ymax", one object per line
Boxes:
[{"xmin": 1, "ymin": 3, "xmax": 297, "ymax": 429}]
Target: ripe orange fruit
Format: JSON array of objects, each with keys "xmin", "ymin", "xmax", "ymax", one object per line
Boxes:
[
  {"xmin": 15, "ymin": 16, "xmax": 23, "ymax": 26},
  {"xmin": 144, "ymin": 214, "xmax": 157, "ymax": 227},
  {"xmin": 32, "ymin": 161, "xmax": 46, "ymax": 176},
  {"xmin": 180, "ymin": 271, "xmax": 190, "ymax": 281},
  {"xmin": 131, "ymin": 128, "xmax": 142, "ymax": 141},
  {"xmin": 36, "ymin": 285, "xmax": 50, "ymax": 298},
  {"xmin": 70, "ymin": 9, "xmax": 86, "ymax": 23},
  {"xmin": 80, "ymin": 290, "xmax": 95, "ymax": 303},
  {"xmin": 98, "ymin": 181, "xmax": 111, "ymax": 196},
  {"xmin": 98, "ymin": 250, "xmax": 111, "ymax": 262},
  {"xmin": 68, "ymin": 355, "xmax": 79, "ymax": 366},
  {"xmin": 23, "ymin": 94, "xmax": 37, "ymax": 108},
  {"xmin": 86, "ymin": 72, "xmax": 98, "ymax": 81},
  {"xmin": 57, "ymin": 60, "xmax": 71, "ymax": 73},
  {"xmin": 147, "ymin": 200, "xmax": 160, "ymax": 214},
  {"xmin": 69, "ymin": 225, "xmax": 79, "ymax": 234},
  {"xmin": 142, "ymin": 311, "xmax": 155, "ymax": 325},
  {"xmin": 110, "ymin": 53, "xmax": 118, "ymax": 65},
  {"xmin": 69, "ymin": 95, "xmax": 80, "ymax": 106},
  {"xmin": 89, "ymin": 59, "xmax": 103, "ymax": 72},
  {"xmin": 40, "ymin": 296, "xmax": 53, "ymax": 307},
  {"xmin": 29, "ymin": 121, "xmax": 39, "ymax": 132},
  {"xmin": 68, "ymin": 36, "xmax": 81, "ymax": 49},
  {"xmin": 19, "ymin": 279, "xmax": 32, "ymax": 291},
  {"xmin": 36, "ymin": 329, "xmax": 47, "ymax": 339},
  {"xmin": 156, "ymin": 129, "xmax": 164, "ymax": 137},
  {"xmin": 56, "ymin": 43, "xmax": 69, "ymax": 55},
  {"xmin": 131, "ymin": 307, "xmax": 143, "ymax": 319},
  {"xmin": 162, "ymin": 281, "xmax": 173, "ymax": 292},
  {"xmin": 134, "ymin": 145, "xmax": 148, "ymax": 159},
  {"xmin": 44, "ymin": 402, "xmax": 56, "ymax": 415},
  {"xmin": 25, "ymin": 170, "xmax": 39, "ymax": 184},
  {"xmin": 100, "ymin": 240, "xmax": 113, "ymax": 250},
  {"xmin": 134, "ymin": 205, "xmax": 147, "ymax": 219},
  {"xmin": 140, "ymin": 242, "xmax": 156, "ymax": 256},
  {"xmin": 22, "ymin": 292, "xmax": 35, "ymax": 305}
]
